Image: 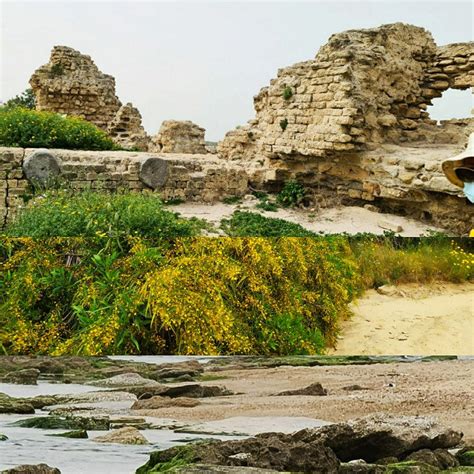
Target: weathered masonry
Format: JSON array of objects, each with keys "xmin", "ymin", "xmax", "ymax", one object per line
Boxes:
[
  {"xmin": 5, "ymin": 22, "xmax": 472, "ymax": 234},
  {"xmin": 0, "ymin": 147, "xmax": 248, "ymax": 227}
]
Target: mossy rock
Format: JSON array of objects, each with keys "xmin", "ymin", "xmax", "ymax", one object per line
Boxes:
[
  {"xmin": 12, "ymin": 415, "xmax": 110, "ymax": 430},
  {"xmin": 47, "ymin": 429, "xmax": 88, "ymax": 439},
  {"xmin": 386, "ymin": 461, "xmax": 439, "ymax": 473},
  {"xmin": 0, "ymin": 433, "xmax": 8, "ymax": 441},
  {"xmin": 136, "ymin": 445, "xmax": 197, "ymax": 474},
  {"xmin": 457, "ymin": 451, "xmax": 474, "ymax": 467}
]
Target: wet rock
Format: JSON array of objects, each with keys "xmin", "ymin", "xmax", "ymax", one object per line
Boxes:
[
  {"xmin": 109, "ymin": 417, "xmax": 150, "ymax": 429},
  {"xmin": 1, "ymin": 464, "xmax": 61, "ymax": 474},
  {"xmin": 2, "ymin": 368, "xmax": 40, "ymax": 385},
  {"xmin": 93, "ymin": 426, "xmax": 149, "ymax": 445},
  {"xmin": 47, "ymin": 430, "xmax": 88, "ymax": 439},
  {"xmin": 304, "ymin": 414, "xmax": 463, "ymax": 463},
  {"xmin": 456, "ymin": 448, "xmax": 474, "ymax": 466},
  {"xmin": 339, "ymin": 462, "xmax": 386, "ymax": 473},
  {"xmin": 404, "ymin": 448, "xmax": 459, "ymax": 469},
  {"xmin": 153, "ymin": 360, "xmax": 204, "ymax": 380},
  {"xmin": 0, "ymin": 393, "xmax": 35, "ymax": 414},
  {"xmin": 136, "ymin": 436, "xmax": 340, "ymax": 474},
  {"xmin": 128, "ymin": 383, "xmax": 232, "ymax": 399},
  {"xmin": 131, "ymin": 396, "xmax": 201, "ymax": 410},
  {"xmin": 87, "ymin": 372, "xmax": 160, "ymax": 387},
  {"xmin": 174, "ymin": 466, "xmax": 280, "ymax": 473},
  {"xmin": 382, "ymin": 461, "xmax": 439, "ymax": 473},
  {"xmin": 12, "ymin": 415, "xmax": 110, "ymax": 430},
  {"xmin": 275, "ymin": 382, "xmax": 327, "ymax": 396}
]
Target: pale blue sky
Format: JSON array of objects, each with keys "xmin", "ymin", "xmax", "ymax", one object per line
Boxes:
[{"xmin": 1, "ymin": 0, "xmax": 472, "ymax": 140}]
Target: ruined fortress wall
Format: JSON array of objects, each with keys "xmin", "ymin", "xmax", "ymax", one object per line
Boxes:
[
  {"xmin": 0, "ymin": 147, "xmax": 248, "ymax": 227},
  {"xmin": 218, "ymin": 23, "xmax": 473, "ymax": 162},
  {"xmin": 29, "ymin": 46, "xmax": 150, "ymax": 150},
  {"xmin": 30, "ymin": 47, "xmax": 122, "ymax": 130},
  {"xmin": 259, "ymin": 143, "xmax": 474, "ymax": 234}
]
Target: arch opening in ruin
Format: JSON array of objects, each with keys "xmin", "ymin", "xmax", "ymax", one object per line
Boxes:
[{"xmin": 427, "ymin": 88, "xmax": 473, "ymax": 123}]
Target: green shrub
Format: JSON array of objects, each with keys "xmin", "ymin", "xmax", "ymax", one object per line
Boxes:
[
  {"xmin": 279, "ymin": 118, "xmax": 288, "ymax": 131},
  {"xmin": 5, "ymin": 189, "xmax": 203, "ymax": 239},
  {"xmin": 222, "ymin": 195, "xmax": 243, "ymax": 205},
  {"xmin": 3, "ymin": 89, "xmax": 36, "ymax": 110},
  {"xmin": 221, "ymin": 211, "xmax": 317, "ymax": 237},
  {"xmin": 282, "ymin": 85, "xmax": 293, "ymax": 100},
  {"xmin": 256, "ymin": 199, "xmax": 278, "ymax": 212},
  {"xmin": 277, "ymin": 180, "xmax": 306, "ymax": 207},
  {"xmin": 0, "ymin": 107, "xmax": 117, "ymax": 150}
]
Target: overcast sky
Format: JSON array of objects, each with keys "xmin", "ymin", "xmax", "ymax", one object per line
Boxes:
[{"xmin": 1, "ymin": 0, "xmax": 472, "ymax": 141}]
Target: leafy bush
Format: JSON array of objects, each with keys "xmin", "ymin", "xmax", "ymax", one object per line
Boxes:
[
  {"xmin": 0, "ymin": 235, "xmax": 472, "ymax": 356},
  {"xmin": 5, "ymin": 189, "xmax": 203, "ymax": 239},
  {"xmin": 279, "ymin": 118, "xmax": 288, "ymax": 131},
  {"xmin": 0, "ymin": 237, "xmax": 358, "ymax": 355},
  {"xmin": 0, "ymin": 107, "xmax": 117, "ymax": 150},
  {"xmin": 221, "ymin": 211, "xmax": 317, "ymax": 237},
  {"xmin": 282, "ymin": 86, "xmax": 293, "ymax": 100},
  {"xmin": 2, "ymin": 89, "xmax": 36, "ymax": 110},
  {"xmin": 277, "ymin": 180, "xmax": 306, "ymax": 207}
]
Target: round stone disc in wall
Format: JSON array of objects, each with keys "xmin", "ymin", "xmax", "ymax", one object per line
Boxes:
[
  {"xmin": 139, "ymin": 157, "xmax": 170, "ymax": 189},
  {"xmin": 23, "ymin": 149, "xmax": 61, "ymax": 184}
]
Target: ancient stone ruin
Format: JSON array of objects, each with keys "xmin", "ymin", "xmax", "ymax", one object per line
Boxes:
[
  {"xmin": 107, "ymin": 103, "xmax": 150, "ymax": 151},
  {"xmin": 2, "ymin": 23, "xmax": 472, "ymax": 234},
  {"xmin": 217, "ymin": 23, "xmax": 474, "ymax": 232},
  {"xmin": 150, "ymin": 120, "xmax": 207, "ymax": 154},
  {"xmin": 30, "ymin": 46, "xmax": 123, "ymax": 131},
  {"xmin": 218, "ymin": 23, "xmax": 473, "ymax": 160}
]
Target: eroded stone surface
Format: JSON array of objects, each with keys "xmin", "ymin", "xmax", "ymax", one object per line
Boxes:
[{"xmin": 150, "ymin": 120, "xmax": 208, "ymax": 154}]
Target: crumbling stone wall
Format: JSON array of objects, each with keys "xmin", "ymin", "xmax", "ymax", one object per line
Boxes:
[
  {"xmin": 29, "ymin": 46, "xmax": 150, "ymax": 150},
  {"xmin": 107, "ymin": 103, "xmax": 150, "ymax": 151},
  {"xmin": 150, "ymin": 120, "xmax": 208, "ymax": 154},
  {"xmin": 0, "ymin": 147, "xmax": 248, "ymax": 227},
  {"xmin": 218, "ymin": 23, "xmax": 473, "ymax": 162},
  {"xmin": 30, "ymin": 46, "xmax": 122, "ymax": 130}
]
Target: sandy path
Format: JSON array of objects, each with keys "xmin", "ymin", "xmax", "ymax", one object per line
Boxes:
[
  {"xmin": 135, "ymin": 360, "xmax": 474, "ymax": 442},
  {"xmin": 167, "ymin": 200, "xmax": 443, "ymax": 236},
  {"xmin": 332, "ymin": 283, "xmax": 474, "ymax": 356}
]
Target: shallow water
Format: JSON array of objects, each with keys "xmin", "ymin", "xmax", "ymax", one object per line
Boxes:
[
  {"xmin": 0, "ymin": 379, "xmax": 244, "ymax": 474},
  {"xmin": 0, "ymin": 381, "xmax": 106, "ymax": 398}
]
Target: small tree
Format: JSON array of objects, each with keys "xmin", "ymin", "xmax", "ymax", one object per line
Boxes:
[{"xmin": 3, "ymin": 88, "xmax": 36, "ymax": 110}]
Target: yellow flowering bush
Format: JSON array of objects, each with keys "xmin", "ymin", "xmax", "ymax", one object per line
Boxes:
[{"xmin": 0, "ymin": 235, "xmax": 471, "ymax": 356}]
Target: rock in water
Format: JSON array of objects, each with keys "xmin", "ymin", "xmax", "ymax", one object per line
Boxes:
[
  {"xmin": 93, "ymin": 426, "xmax": 149, "ymax": 445},
  {"xmin": 308, "ymin": 414, "xmax": 463, "ymax": 462},
  {"xmin": 1, "ymin": 465, "xmax": 61, "ymax": 474}
]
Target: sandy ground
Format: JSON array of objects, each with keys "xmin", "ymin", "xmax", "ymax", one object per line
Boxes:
[
  {"xmin": 167, "ymin": 199, "xmax": 443, "ymax": 236},
  {"xmin": 135, "ymin": 360, "xmax": 474, "ymax": 442},
  {"xmin": 331, "ymin": 282, "xmax": 474, "ymax": 356}
]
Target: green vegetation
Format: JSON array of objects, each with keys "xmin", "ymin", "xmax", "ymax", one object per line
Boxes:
[
  {"xmin": 5, "ymin": 189, "xmax": 204, "ymax": 239},
  {"xmin": 136, "ymin": 445, "xmax": 196, "ymax": 474},
  {"xmin": 282, "ymin": 85, "xmax": 293, "ymax": 100},
  {"xmin": 0, "ymin": 233, "xmax": 471, "ymax": 357},
  {"xmin": 222, "ymin": 195, "xmax": 243, "ymax": 205},
  {"xmin": 277, "ymin": 179, "xmax": 306, "ymax": 207},
  {"xmin": 0, "ymin": 107, "xmax": 117, "ymax": 150},
  {"xmin": 2, "ymin": 88, "xmax": 36, "ymax": 110},
  {"xmin": 1, "ymin": 191, "xmax": 472, "ymax": 357},
  {"xmin": 221, "ymin": 211, "xmax": 316, "ymax": 237},
  {"xmin": 280, "ymin": 118, "xmax": 288, "ymax": 130}
]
